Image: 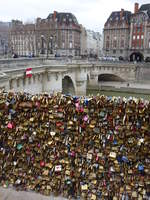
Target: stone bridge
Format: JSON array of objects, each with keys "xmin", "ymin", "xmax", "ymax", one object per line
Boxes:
[{"xmin": 0, "ymin": 58, "xmax": 150, "ymax": 95}]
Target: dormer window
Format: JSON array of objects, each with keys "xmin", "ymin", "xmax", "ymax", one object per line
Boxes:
[{"xmin": 107, "ymin": 35, "xmax": 109, "ymax": 40}]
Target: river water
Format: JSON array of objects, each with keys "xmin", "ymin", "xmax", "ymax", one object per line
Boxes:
[{"xmin": 86, "ymin": 89, "xmax": 150, "ymax": 100}]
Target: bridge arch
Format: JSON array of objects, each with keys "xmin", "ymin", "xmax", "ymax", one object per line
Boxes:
[
  {"xmin": 130, "ymin": 52, "xmax": 144, "ymax": 62},
  {"xmin": 98, "ymin": 73, "xmax": 125, "ymax": 82},
  {"xmin": 62, "ymin": 75, "xmax": 75, "ymax": 95}
]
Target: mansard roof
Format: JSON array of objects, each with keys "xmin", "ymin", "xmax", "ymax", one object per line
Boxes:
[
  {"xmin": 106, "ymin": 10, "xmax": 132, "ymax": 24},
  {"xmin": 139, "ymin": 4, "xmax": 150, "ymax": 12},
  {"xmin": 139, "ymin": 4, "xmax": 150, "ymax": 18},
  {"xmin": 47, "ymin": 11, "xmax": 79, "ymax": 25}
]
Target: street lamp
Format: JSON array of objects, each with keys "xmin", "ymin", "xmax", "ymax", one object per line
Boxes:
[
  {"xmin": 41, "ymin": 35, "xmax": 44, "ymax": 54},
  {"xmin": 50, "ymin": 35, "xmax": 53, "ymax": 54}
]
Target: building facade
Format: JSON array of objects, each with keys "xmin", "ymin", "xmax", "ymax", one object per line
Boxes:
[
  {"xmin": 10, "ymin": 20, "xmax": 36, "ymax": 57},
  {"xmin": 10, "ymin": 11, "xmax": 81, "ymax": 57},
  {"xmin": 129, "ymin": 3, "xmax": 150, "ymax": 61},
  {"xmin": 80, "ymin": 25, "xmax": 87, "ymax": 57},
  {"xmin": 0, "ymin": 22, "xmax": 11, "ymax": 56},
  {"xmin": 86, "ymin": 29, "xmax": 102, "ymax": 58},
  {"xmin": 103, "ymin": 3, "xmax": 150, "ymax": 61},
  {"xmin": 103, "ymin": 9, "xmax": 131, "ymax": 60}
]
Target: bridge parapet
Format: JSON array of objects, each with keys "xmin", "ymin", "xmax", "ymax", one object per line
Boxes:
[{"xmin": 0, "ymin": 59, "xmax": 150, "ymax": 95}]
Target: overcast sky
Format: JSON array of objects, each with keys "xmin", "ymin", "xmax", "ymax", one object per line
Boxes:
[{"xmin": 0, "ymin": 0, "xmax": 150, "ymax": 33}]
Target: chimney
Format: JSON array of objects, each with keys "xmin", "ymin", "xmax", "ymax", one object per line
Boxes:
[
  {"xmin": 36, "ymin": 18, "xmax": 41, "ymax": 24},
  {"xmin": 134, "ymin": 3, "xmax": 139, "ymax": 14},
  {"xmin": 53, "ymin": 11, "xmax": 57, "ymax": 20},
  {"xmin": 120, "ymin": 9, "xmax": 124, "ymax": 19}
]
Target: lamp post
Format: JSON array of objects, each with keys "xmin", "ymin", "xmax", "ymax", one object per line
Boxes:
[
  {"xmin": 50, "ymin": 35, "xmax": 53, "ymax": 54},
  {"xmin": 41, "ymin": 35, "xmax": 44, "ymax": 54},
  {"xmin": 1, "ymin": 39, "xmax": 5, "ymax": 56},
  {"xmin": 47, "ymin": 35, "xmax": 54, "ymax": 59}
]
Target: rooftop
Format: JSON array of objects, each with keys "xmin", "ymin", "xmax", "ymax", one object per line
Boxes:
[
  {"xmin": 106, "ymin": 10, "xmax": 131, "ymax": 24},
  {"xmin": 47, "ymin": 11, "xmax": 79, "ymax": 25}
]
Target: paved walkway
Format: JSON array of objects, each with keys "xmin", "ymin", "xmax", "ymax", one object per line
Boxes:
[{"xmin": 0, "ymin": 187, "xmax": 67, "ymax": 200}]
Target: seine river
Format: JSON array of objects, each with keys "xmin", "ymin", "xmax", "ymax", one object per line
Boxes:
[{"xmin": 86, "ymin": 89, "xmax": 150, "ymax": 100}]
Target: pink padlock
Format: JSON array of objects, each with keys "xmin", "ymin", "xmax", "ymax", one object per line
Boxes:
[
  {"xmin": 80, "ymin": 107, "xmax": 84, "ymax": 112},
  {"xmin": 35, "ymin": 101, "xmax": 40, "ymax": 108},
  {"xmin": 96, "ymin": 155, "xmax": 99, "ymax": 161},
  {"xmin": 83, "ymin": 115, "xmax": 88, "ymax": 122},
  {"xmin": 75, "ymin": 102, "xmax": 79, "ymax": 108},
  {"xmin": 7, "ymin": 122, "xmax": 13, "ymax": 129},
  {"xmin": 71, "ymin": 151, "xmax": 75, "ymax": 157}
]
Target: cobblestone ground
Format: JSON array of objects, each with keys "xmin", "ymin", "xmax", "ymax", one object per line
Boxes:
[{"xmin": 0, "ymin": 187, "xmax": 67, "ymax": 200}]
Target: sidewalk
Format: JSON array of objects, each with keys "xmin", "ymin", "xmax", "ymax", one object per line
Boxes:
[{"xmin": 0, "ymin": 187, "xmax": 67, "ymax": 200}]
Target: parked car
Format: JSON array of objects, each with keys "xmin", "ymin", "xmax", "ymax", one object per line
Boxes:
[
  {"xmin": 99, "ymin": 56, "xmax": 119, "ymax": 61},
  {"xmin": 119, "ymin": 56, "xmax": 124, "ymax": 61},
  {"xmin": 145, "ymin": 57, "xmax": 150, "ymax": 62},
  {"xmin": 12, "ymin": 53, "xmax": 18, "ymax": 58}
]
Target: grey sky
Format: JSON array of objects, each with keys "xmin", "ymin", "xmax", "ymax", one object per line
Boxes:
[{"xmin": 0, "ymin": 0, "xmax": 150, "ymax": 32}]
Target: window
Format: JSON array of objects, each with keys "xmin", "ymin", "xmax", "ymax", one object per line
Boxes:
[
  {"xmin": 62, "ymin": 30, "xmax": 65, "ymax": 41},
  {"xmin": 132, "ymin": 41, "xmax": 135, "ymax": 48},
  {"xmin": 141, "ymin": 35, "xmax": 144, "ymax": 39},
  {"xmin": 113, "ymin": 40, "xmax": 117, "ymax": 48},
  {"xmin": 62, "ymin": 42, "xmax": 65, "ymax": 48},
  {"xmin": 141, "ymin": 39, "xmax": 143, "ymax": 48},
  {"xmin": 137, "ymin": 35, "xmax": 140, "ymax": 39},
  {"xmin": 137, "ymin": 27, "xmax": 140, "ymax": 33},
  {"xmin": 121, "ymin": 40, "xmax": 124, "ymax": 48},
  {"xmin": 106, "ymin": 41, "xmax": 109, "ymax": 49},
  {"xmin": 133, "ymin": 35, "xmax": 136, "ymax": 40},
  {"xmin": 69, "ymin": 42, "xmax": 72, "ymax": 48},
  {"xmin": 69, "ymin": 31, "xmax": 72, "ymax": 41},
  {"xmin": 113, "ymin": 50, "xmax": 116, "ymax": 54}
]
